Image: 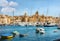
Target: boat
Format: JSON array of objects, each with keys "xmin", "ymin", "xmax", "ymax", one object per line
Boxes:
[
  {"xmin": 57, "ymin": 23, "xmax": 60, "ymax": 29},
  {"xmin": 54, "ymin": 39, "xmax": 60, "ymax": 41},
  {"xmin": 57, "ymin": 14, "xmax": 60, "ymax": 29},
  {"xmin": 57, "ymin": 15, "xmax": 60, "ymax": 29},
  {"xmin": 19, "ymin": 34, "xmax": 28, "ymax": 37},
  {"xmin": 1, "ymin": 33, "xmax": 13, "ymax": 39},
  {"xmin": 42, "ymin": 8, "xmax": 57, "ymax": 27},
  {"xmin": 18, "ymin": 22, "xmax": 26, "ymax": 26},
  {"xmin": 36, "ymin": 22, "xmax": 42, "ymax": 27},
  {"xmin": 43, "ymin": 22, "xmax": 57, "ymax": 27},
  {"xmin": 27, "ymin": 22, "xmax": 34, "ymax": 27},
  {"xmin": 39, "ymin": 31, "xmax": 45, "ymax": 34},
  {"xmin": 11, "ymin": 31, "xmax": 20, "ymax": 37},
  {"xmin": 53, "ymin": 30, "xmax": 58, "ymax": 32},
  {"xmin": 36, "ymin": 28, "xmax": 40, "ymax": 33},
  {"xmin": 36, "ymin": 28, "xmax": 45, "ymax": 34}
]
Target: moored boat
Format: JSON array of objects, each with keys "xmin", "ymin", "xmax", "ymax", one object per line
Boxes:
[
  {"xmin": 1, "ymin": 33, "xmax": 13, "ymax": 39},
  {"xmin": 36, "ymin": 28, "xmax": 45, "ymax": 34},
  {"xmin": 57, "ymin": 24, "xmax": 60, "ymax": 29},
  {"xmin": 43, "ymin": 22, "xmax": 57, "ymax": 27}
]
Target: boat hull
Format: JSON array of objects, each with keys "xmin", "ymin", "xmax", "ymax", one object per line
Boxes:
[
  {"xmin": 1, "ymin": 33, "xmax": 13, "ymax": 39},
  {"xmin": 43, "ymin": 25, "xmax": 57, "ymax": 27},
  {"xmin": 1, "ymin": 36, "xmax": 13, "ymax": 39}
]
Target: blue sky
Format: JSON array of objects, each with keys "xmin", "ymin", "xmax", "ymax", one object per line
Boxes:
[{"xmin": 0, "ymin": 0, "xmax": 60, "ymax": 17}]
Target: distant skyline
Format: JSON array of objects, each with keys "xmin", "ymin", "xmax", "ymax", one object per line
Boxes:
[{"xmin": 0, "ymin": 0, "xmax": 60, "ymax": 17}]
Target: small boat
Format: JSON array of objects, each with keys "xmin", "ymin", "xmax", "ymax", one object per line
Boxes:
[
  {"xmin": 18, "ymin": 23, "xmax": 26, "ymax": 26},
  {"xmin": 12, "ymin": 31, "xmax": 28, "ymax": 38},
  {"xmin": 35, "ymin": 22, "xmax": 42, "ymax": 27},
  {"xmin": 53, "ymin": 30, "xmax": 58, "ymax": 32},
  {"xmin": 11, "ymin": 31, "xmax": 20, "ymax": 37},
  {"xmin": 36, "ymin": 24, "xmax": 41, "ymax": 27},
  {"xmin": 39, "ymin": 31, "xmax": 45, "ymax": 34},
  {"xmin": 57, "ymin": 14, "xmax": 60, "ymax": 29},
  {"xmin": 26, "ymin": 22, "xmax": 34, "ymax": 27},
  {"xmin": 43, "ymin": 9, "xmax": 57, "ymax": 27},
  {"xmin": 54, "ymin": 39, "xmax": 60, "ymax": 41},
  {"xmin": 19, "ymin": 34, "xmax": 28, "ymax": 37},
  {"xmin": 1, "ymin": 33, "xmax": 13, "ymax": 39},
  {"xmin": 43, "ymin": 22, "xmax": 57, "ymax": 27},
  {"xmin": 36, "ymin": 28, "xmax": 45, "ymax": 34},
  {"xmin": 36, "ymin": 28, "xmax": 40, "ymax": 33},
  {"xmin": 57, "ymin": 27, "xmax": 60, "ymax": 29},
  {"xmin": 57, "ymin": 23, "xmax": 60, "ymax": 29}
]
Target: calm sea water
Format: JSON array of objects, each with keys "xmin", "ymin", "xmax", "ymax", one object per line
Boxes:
[{"xmin": 0, "ymin": 25, "xmax": 60, "ymax": 41}]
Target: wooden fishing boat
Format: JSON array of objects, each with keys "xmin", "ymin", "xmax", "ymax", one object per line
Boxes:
[{"xmin": 1, "ymin": 33, "xmax": 13, "ymax": 39}]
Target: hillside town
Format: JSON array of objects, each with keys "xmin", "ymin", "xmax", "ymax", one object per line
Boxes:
[{"xmin": 0, "ymin": 11, "xmax": 59, "ymax": 25}]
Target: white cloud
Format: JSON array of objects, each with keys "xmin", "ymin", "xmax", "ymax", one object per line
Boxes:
[
  {"xmin": 0, "ymin": 0, "xmax": 8, "ymax": 7},
  {"xmin": 0, "ymin": 0, "xmax": 18, "ymax": 13},
  {"xmin": 0, "ymin": 0, "xmax": 18, "ymax": 7},
  {"xmin": 9, "ymin": 1, "xmax": 18, "ymax": 7},
  {"xmin": 1, "ymin": 7, "xmax": 16, "ymax": 13}
]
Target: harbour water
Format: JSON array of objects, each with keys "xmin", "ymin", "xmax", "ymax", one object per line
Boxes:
[{"xmin": 0, "ymin": 25, "xmax": 60, "ymax": 41}]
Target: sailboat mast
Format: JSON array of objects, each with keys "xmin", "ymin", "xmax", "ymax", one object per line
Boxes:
[
  {"xmin": 58, "ymin": 14, "xmax": 60, "ymax": 23},
  {"xmin": 46, "ymin": 8, "xmax": 48, "ymax": 22},
  {"xmin": 13, "ymin": 10, "xmax": 14, "ymax": 25}
]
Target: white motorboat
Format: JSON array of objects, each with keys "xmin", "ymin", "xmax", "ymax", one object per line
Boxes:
[
  {"xmin": 57, "ymin": 23, "xmax": 60, "ymax": 29},
  {"xmin": 43, "ymin": 22, "xmax": 57, "ymax": 27},
  {"xmin": 39, "ymin": 31, "xmax": 45, "ymax": 34},
  {"xmin": 36, "ymin": 28, "xmax": 45, "ymax": 34},
  {"xmin": 18, "ymin": 22, "xmax": 26, "ymax": 26}
]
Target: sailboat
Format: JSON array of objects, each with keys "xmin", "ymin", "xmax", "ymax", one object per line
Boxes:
[
  {"xmin": 34, "ymin": 11, "xmax": 42, "ymax": 27},
  {"xmin": 57, "ymin": 15, "xmax": 60, "ymax": 29},
  {"xmin": 43, "ymin": 9, "xmax": 57, "ymax": 27},
  {"xmin": 57, "ymin": 24, "xmax": 60, "ymax": 29}
]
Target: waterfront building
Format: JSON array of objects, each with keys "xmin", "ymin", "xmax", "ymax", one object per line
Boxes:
[
  {"xmin": 0, "ymin": 12, "xmax": 59, "ymax": 25},
  {"xmin": 22, "ymin": 12, "xmax": 29, "ymax": 22}
]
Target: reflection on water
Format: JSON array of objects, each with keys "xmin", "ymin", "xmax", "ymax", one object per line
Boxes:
[
  {"xmin": 0, "ymin": 25, "xmax": 60, "ymax": 41},
  {"xmin": 0, "ymin": 38, "xmax": 13, "ymax": 41}
]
